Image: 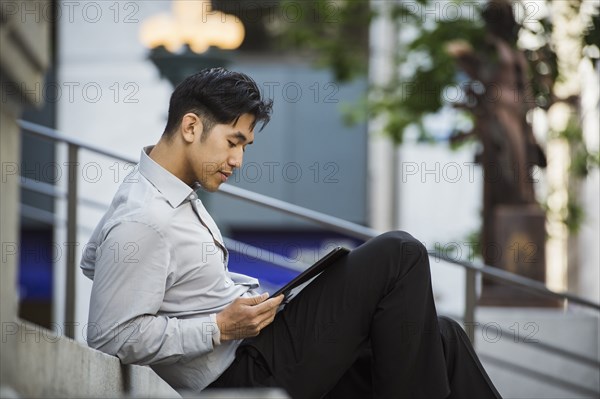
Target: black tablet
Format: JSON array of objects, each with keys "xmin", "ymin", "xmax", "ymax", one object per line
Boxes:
[{"xmin": 272, "ymin": 246, "xmax": 350, "ymax": 303}]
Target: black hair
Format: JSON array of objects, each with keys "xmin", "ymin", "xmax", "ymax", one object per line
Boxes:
[{"xmin": 163, "ymin": 68, "xmax": 273, "ymax": 139}]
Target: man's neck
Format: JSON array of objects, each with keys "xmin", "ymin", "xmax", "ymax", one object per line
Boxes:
[{"xmin": 148, "ymin": 140, "xmax": 194, "ymax": 186}]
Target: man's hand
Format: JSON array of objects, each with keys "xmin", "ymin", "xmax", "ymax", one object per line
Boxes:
[{"xmin": 216, "ymin": 293, "xmax": 284, "ymax": 341}]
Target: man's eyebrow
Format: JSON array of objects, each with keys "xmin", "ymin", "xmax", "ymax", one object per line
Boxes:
[{"xmin": 231, "ymin": 131, "xmax": 253, "ymax": 145}]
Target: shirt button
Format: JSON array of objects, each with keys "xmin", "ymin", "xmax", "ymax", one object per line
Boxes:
[{"xmin": 189, "ymin": 194, "xmax": 196, "ymax": 201}]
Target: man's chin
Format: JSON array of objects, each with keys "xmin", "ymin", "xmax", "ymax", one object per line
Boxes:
[{"xmin": 204, "ymin": 182, "xmax": 221, "ymax": 192}]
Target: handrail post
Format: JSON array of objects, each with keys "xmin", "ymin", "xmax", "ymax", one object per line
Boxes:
[
  {"xmin": 464, "ymin": 268, "xmax": 477, "ymax": 344},
  {"xmin": 65, "ymin": 144, "xmax": 78, "ymax": 339}
]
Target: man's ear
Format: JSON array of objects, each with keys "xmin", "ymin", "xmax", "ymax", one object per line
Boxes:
[{"xmin": 180, "ymin": 113, "xmax": 203, "ymax": 143}]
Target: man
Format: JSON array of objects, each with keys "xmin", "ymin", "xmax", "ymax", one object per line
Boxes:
[{"xmin": 81, "ymin": 68, "xmax": 501, "ymax": 398}]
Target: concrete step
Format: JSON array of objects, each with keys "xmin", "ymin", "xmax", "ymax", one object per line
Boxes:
[{"xmin": 473, "ymin": 307, "xmax": 600, "ymax": 398}]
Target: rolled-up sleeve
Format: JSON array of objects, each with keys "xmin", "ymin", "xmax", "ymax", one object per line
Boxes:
[{"xmin": 86, "ymin": 221, "xmax": 218, "ymax": 365}]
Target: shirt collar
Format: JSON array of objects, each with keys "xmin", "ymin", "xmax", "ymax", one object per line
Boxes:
[{"xmin": 139, "ymin": 146, "xmax": 196, "ymax": 208}]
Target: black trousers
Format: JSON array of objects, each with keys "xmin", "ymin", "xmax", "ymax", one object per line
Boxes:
[{"xmin": 209, "ymin": 231, "xmax": 502, "ymax": 399}]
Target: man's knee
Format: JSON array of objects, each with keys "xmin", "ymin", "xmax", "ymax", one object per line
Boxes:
[{"xmin": 372, "ymin": 230, "xmax": 428, "ymax": 263}]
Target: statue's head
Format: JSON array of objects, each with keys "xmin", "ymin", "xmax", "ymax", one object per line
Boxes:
[{"xmin": 482, "ymin": 0, "xmax": 519, "ymax": 44}]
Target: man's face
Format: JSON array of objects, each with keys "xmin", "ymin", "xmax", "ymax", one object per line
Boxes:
[{"xmin": 188, "ymin": 113, "xmax": 255, "ymax": 192}]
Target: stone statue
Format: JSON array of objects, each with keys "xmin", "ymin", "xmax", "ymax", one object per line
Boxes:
[{"xmin": 446, "ymin": 0, "xmax": 550, "ymax": 304}]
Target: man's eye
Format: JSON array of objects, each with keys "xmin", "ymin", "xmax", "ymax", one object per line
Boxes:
[{"xmin": 227, "ymin": 141, "xmax": 236, "ymax": 148}]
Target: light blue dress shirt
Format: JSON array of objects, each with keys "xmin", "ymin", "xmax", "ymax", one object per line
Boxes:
[{"xmin": 81, "ymin": 146, "xmax": 260, "ymax": 391}]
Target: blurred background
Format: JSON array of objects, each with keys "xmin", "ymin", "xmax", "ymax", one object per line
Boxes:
[{"xmin": 1, "ymin": 0, "xmax": 599, "ymax": 398}]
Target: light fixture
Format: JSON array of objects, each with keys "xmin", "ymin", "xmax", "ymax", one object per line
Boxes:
[{"xmin": 139, "ymin": 0, "xmax": 245, "ymax": 85}]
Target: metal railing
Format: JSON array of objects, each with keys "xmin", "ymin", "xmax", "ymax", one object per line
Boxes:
[{"xmin": 18, "ymin": 120, "xmax": 600, "ymax": 344}]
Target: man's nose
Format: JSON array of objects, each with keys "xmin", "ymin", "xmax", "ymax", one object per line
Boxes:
[{"xmin": 229, "ymin": 151, "xmax": 243, "ymax": 169}]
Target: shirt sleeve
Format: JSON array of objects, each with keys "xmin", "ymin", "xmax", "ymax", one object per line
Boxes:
[{"xmin": 86, "ymin": 220, "xmax": 220, "ymax": 365}]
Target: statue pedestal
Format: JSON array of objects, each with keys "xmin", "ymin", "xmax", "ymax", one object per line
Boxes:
[{"xmin": 479, "ymin": 205, "xmax": 560, "ymax": 307}]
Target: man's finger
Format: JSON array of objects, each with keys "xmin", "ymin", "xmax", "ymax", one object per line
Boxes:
[
  {"xmin": 238, "ymin": 292, "xmax": 269, "ymax": 306},
  {"xmin": 253, "ymin": 295, "xmax": 284, "ymax": 315},
  {"xmin": 257, "ymin": 298, "xmax": 282, "ymax": 323}
]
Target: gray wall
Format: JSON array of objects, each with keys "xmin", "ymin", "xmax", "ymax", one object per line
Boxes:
[{"xmin": 209, "ymin": 62, "xmax": 368, "ymax": 231}]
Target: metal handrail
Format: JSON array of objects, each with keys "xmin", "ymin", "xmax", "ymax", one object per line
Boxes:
[
  {"xmin": 217, "ymin": 184, "xmax": 600, "ymax": 310},
  {"xmin": 19, "ymin": 120, "xmax": 136, "ymax": 162},
  {"xmin": 17, "ymin": 120, "xmax": 600, "ymax": 332}
]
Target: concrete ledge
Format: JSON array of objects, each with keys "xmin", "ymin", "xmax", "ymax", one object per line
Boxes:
[{"xmin": 2, "ymin": 319, "xmax": 179, "ymax": 398}]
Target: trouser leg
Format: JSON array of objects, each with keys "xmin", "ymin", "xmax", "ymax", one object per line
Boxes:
[
  {"xmin": 438, "ymin": 316, "xmax": 503, "ymax": 399},
  {"xmin": 323, "ymin": 317, "xmax": 503, "ymax": 399},
  {"xmin": 215, "ymin": 231, "xmax": 450, "ymax": 399},
  {"xmin": 322, "ymin": 342, "xmax": 373, "ymax": 399}
]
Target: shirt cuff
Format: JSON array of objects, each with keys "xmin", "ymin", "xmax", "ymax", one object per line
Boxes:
[{"xmin": 209, "ymin": 313, "xmax": 221, "ymax": 346}]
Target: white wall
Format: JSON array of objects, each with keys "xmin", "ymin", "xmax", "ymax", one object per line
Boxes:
[
  {"xmin": 395, "ymin": 142, "xmax": 483, "ymax": 316},
  {"xmin": 367, "ymin": 0, "xmax": 397, "ymax": 232},
  {"xmin": 577, "ymin": 59, "xmax": 600, "ymax": 304}
]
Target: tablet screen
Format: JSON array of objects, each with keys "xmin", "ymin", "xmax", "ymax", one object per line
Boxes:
[{"xmin": 272, "ymin": 246, "xmax": 350, "ymax": 302}]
